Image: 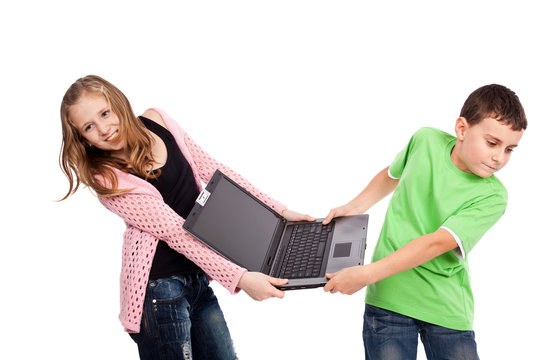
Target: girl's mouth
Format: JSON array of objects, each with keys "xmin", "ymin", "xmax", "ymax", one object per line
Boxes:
[{"xmin": 106, "ymin": 130, "xmax": 120, "ymax": 143}]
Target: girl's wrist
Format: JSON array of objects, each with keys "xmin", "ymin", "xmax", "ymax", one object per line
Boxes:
[{"xmin": 237, "ymin": 271, "xmax": 250, "ymax": 290}]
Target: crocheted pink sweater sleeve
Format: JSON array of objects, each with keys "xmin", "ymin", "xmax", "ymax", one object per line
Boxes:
[
  {"xmin": 184, "ymin": 132, "xmax": 287, "ymax": 214},
  {"xmin": 100, "ymin": 194, "xmax": 246, "ymax": 294}
]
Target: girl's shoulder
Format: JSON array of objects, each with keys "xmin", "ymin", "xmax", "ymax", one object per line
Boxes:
[
  {"xmin": 140, "ymin": 108, "xmax": 186, "ymax": 140},
  {"xmin": 140, "ymin": 109, "xmax": 167, "ymax": 129}
]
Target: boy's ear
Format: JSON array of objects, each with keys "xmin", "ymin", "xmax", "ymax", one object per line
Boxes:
[{"xmin": 455, "ymin": 117, "xmax": 469, "ymax": 141}]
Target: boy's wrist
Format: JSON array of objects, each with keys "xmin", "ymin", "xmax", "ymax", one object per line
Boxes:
[
  {"xmin": 363, "ymin": 262, "xmax": 382, "ymax": 286},
  {"xmin": 346, "ymin": 201, "xmax": 365, "ymax": 216}
]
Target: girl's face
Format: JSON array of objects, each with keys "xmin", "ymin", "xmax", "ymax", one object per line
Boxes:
[{"xmin": 69, "ymin": 92, "xmax": 124, "ymax": 154}]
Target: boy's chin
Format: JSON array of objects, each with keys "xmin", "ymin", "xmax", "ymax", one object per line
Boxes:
[{"xmin": 472, "ymin": 168, "xmax": 495, "ymax": 178}]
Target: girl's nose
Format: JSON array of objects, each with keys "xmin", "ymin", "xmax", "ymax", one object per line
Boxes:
[{"xmin": 95, "ymin": 120, "xmax": 110, "ymax": 136}]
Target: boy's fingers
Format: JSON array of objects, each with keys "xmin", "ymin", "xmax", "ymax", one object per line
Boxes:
[
  {"xmin": 323, "ymin": 210, "xmax": 335, "ymax": 225},
  {"xmin": 323, "ymin": 278, "xmax": 334, "ymax": 292}
]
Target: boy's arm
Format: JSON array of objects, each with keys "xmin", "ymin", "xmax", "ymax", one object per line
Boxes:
[
  {"xmin": 323, "ymin": 166, "xmax": 399, "ymax": 224},
  {"xmin": 323, "ymin": 228, "xmax": 458, "ymax": 295}
]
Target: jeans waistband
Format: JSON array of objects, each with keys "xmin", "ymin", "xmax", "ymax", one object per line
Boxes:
[{"xmin": 148, "ymin": 272, "xmax": 207, "ymax": 287}]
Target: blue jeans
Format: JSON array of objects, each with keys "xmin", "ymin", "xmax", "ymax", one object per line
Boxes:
[
  {"xmin": 363, "ymin": 304, "xmax": 479, "ymax": 360},
  {"xmin": 129, "ymin": 273, "xmax": 237, "ymax": 360}
]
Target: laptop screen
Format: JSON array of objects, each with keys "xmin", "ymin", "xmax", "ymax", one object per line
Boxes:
[{"xmin": 187, "ymin": 176, "xmax": 281, "ymax": 271}]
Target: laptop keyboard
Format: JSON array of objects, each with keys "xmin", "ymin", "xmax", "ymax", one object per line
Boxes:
[{"xmin": 279, "ymin": 222, "xmax": 333, "ymax": 279}]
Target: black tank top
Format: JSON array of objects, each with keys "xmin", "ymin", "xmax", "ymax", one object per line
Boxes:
[{"xmin": 137, "ymin": 116, "xmax": 203, "ymax": 278}]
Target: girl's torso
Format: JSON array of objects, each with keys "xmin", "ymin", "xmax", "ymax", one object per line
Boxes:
[{"xmin": 136, "ymin": 115, "xmax": 203, "ymax": 278}]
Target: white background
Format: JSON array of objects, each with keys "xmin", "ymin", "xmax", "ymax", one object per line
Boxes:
[{"xmin": 2, "ymin": 1, "xmax": 538, "ymax": 359}]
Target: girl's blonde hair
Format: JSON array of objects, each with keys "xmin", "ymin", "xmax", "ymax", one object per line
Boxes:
[{"xmin": 59, "ymin": 75, "xmax": 158, "ymax": 200}]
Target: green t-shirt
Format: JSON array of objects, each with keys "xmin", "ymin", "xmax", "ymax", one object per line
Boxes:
[{"xmin": 365, "ymin": 127, "xmax": 507, "ymax": 331}]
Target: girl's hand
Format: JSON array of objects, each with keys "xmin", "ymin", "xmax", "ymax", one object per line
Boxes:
[
  {"xmin": 322, "ymin": 203, "xmax": 360, "ymax": 225},
  {"xmin": 282, "ymin": 209, "xmax": 316, "ymax": 222},
  {"xmin": 237, "ymin": 272, "xmax": 288, "ymax": 301}
]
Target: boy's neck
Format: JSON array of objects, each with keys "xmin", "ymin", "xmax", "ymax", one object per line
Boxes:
[{"xmin": 449, "ymin": 143, "xmax": 471, "ymax": 174}]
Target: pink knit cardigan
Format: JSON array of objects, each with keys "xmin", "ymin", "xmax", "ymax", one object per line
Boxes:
[{"xmin": 98, "ymin": 108, "xmax": 286, "ymax": 333}]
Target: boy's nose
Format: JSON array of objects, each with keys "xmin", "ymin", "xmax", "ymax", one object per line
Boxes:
[{"xmin": 491, "ymin": 149, "xmax": 504, "ymax": 163}]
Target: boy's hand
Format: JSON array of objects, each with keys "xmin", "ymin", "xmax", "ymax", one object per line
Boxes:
[
  {"xmin": 238, "ymin": 272, "xmax": 288, "ymax": 301},
  {"xmin": 323, "ymin": 203, "xmax": 359, "ymax": 225},
  {"xmin": 282, "ymin": 209, "xmax": 316, "ymax": 222},
  {"xmin": 323, "ymin": 265, "xmax": 373, "ymax": 295}
]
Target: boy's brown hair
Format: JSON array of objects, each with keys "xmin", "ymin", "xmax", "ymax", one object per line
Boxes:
[{"xmin": 460, "ymin": 84, "xmax": 527, "ymax": 131}]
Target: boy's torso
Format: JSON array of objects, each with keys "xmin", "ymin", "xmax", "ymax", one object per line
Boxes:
[{"xmin": 366, "ymin": 127, "xmax": 507, "ymax": 331}]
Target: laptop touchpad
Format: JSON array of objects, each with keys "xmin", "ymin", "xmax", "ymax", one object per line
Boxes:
[{"xmin": 333, "ymin": 243, "xmax": 352, "ymax": 258}]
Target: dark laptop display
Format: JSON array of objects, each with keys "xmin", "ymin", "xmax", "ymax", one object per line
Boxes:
[
  {"xmin": 184, "ymin": 175, "xmax": 278, "ymax": 271},
  {"xmin": 183, "ymin": 170, "xmax": 368, "ymax": 290}
]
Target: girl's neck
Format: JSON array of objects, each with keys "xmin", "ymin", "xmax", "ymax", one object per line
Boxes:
[{"xmin": 111, "ymin": 148, "xmax": 130, "ymax": 164}]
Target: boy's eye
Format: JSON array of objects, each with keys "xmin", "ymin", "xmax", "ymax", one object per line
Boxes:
[{"xmin": 487, "ymin": 140, "xmax": 496, "ymax": 146}]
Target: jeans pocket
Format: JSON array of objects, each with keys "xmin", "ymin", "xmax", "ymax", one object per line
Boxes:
[
  {"xmin": 364, "ymin": 304, "xmax": 392, "ymax": 334},
  {"xmin": 149, "ymin": 277, "xmax": 186, "ymax": 304},
  {"xmin": 148, "ymin": 277, "xmax": 192, "ymax": 330}
]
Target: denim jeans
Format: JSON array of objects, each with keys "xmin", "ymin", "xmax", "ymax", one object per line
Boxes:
[
  {"xmin": 129, "ymin": 273, "xmax": 237, "ymax": 360},
  {"xmin": 363, "ymin": 304, "xmax": 479, "ymax": 360}
]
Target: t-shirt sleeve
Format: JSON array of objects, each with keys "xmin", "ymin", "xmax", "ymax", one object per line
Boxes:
[
  {"xmin": 388, "ymin": 128, "xmax": 428, "ymax": 179},
  {"xmin": 441, "ymin": 190, "xmax": 507, "ymax": 259},
  {"xmin": 389, "ymin": 147, "xmax": 407, "ymax": 179}
]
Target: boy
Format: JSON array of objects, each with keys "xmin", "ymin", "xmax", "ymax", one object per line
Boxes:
[{"xmin": 322, "ymin": 84, "xmax": 527, "ymax": 359}]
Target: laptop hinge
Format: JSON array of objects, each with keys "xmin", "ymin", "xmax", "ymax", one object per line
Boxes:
[{"xmin": 262, "ymin": 218, "xmax": 287, "ymax": 275}]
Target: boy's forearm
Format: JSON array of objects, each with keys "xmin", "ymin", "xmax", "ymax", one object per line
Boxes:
[
  {"xmin": 348, "ymin": 167, "xmax": 399, "ymax": 213},
  {"xmin": 366, "ymin": 228, "xmax": 458, "ymax": 284}
]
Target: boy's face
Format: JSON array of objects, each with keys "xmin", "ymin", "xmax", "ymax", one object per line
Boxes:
[{"xmin": 451, "ymin": 116, "xmax": 524, "ymax": 178}]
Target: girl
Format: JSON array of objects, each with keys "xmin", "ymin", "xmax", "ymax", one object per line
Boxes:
[{"xmin": 59, "ymin": 75, "xmax": 313, "ymax": 360}]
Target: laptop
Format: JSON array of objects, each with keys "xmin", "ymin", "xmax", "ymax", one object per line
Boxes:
[{"xmin": 183, "ymin": 170, "xmax": 368, "ymax": 290}]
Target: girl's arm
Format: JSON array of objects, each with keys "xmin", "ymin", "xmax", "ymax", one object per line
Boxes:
[
  {"xmin": 152, "ymin": 108, "xmax": 313, "ymax": 221},
  {"xmin": 100, "ymin": 194, "xmax": 245, "ymax": 292},
  {"xmin": 100, "ymin": 193, "xmax": 286, "ymax": 299},
  {"xmin": 183, "ymin": 132, "xmax": 289, "ymax": 215}
]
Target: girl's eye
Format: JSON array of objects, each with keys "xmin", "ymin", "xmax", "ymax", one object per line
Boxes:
[
  {"xmin": 101, "ymin": 110, "xmax": 110, "ymax": 117},
  {"xmin": 487, "ymin": 141, "xmax": 496, "ymax": 146},
  {"xmin": 84, "ymin": 124, "xmax": 94, "ymax": 132}
]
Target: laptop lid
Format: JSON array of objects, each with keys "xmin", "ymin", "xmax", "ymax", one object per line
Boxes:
[{"xmin": 183, "ymin": 170, "xmax": 283, "ymax": 272}]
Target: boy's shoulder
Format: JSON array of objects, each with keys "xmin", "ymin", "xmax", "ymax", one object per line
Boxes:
[
  {"xmin": 405, "ymin": 127, "xmax": 455, "ymax": 151},
  {"xmin": 412, "ymin": 126, "xmax": 453, "ymax": 141}
]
